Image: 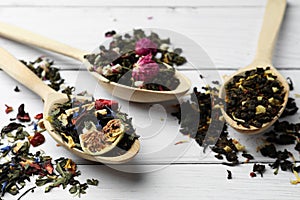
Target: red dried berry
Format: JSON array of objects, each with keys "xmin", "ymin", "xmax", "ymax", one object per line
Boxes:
[
  {"xmin": 250, "ymin": 172, "xmax": 257, "ymax": 178},
  {"xmin": 95, "ymin": 99, "xmax": 118, "ymax": 110},
  {"xmin": 29, "ymin": 132, "xmax": 45, "ymax": 147}
]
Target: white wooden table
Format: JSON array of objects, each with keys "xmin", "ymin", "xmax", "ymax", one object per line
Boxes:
[{"xmin": 1, "ymin": 0, "xmax": 300, "ymax": 199}]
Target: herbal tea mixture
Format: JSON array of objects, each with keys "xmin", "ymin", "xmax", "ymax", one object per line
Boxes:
[
  {"xmin": 0, "ymin": 57, "xmax": 103, "ymax": 199},
  {"xmin": 173, "ymin": 77, "xmax": 300, "ymax": 181},
  {"xmin": 0, "ymin": 109, "xmax": 98, "ymax": 199},
  {"xmin": 84, "ymin": 29, "xmax": 187, "ymax": 91},
  {"xmin": 224, "ymin": 67, "xmax": 286, "ymax": 128},
  {"xmin": 21, "ymin": 57, "xmax": 74, "ymax": 95},
  {"xmin": 48, "ymin": 98, "xmax": 139, "ymax": 156}
]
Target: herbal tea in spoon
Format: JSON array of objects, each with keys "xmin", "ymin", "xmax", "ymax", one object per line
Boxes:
[{"xmin": 0, "ymin": 47, "xmax": 140, "ymax": 163}]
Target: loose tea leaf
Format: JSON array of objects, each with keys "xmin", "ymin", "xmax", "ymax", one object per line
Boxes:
[
  {"xmin": 87, "ymin": 179, "xmax": 99, "ymax": 186},
  {"xmin": 286, "ymin": 77, "xmax": 294, "ymax": 91},
  {"xmin": 173, "ymin": 76, "xmax": 300, "ymax": 183},
  {"xmin": 224, "ymin": 67, "xmax": 286, "ymax": 128},
  {"xmin": 253, "ymin": 163, "xmax": 266, "ymax": 177},
  {"xmin": 227, "ymin": 170, "xmax": 232, "ymax": 179},
  {"xmin": 21, "ymin": 57, "xmax": 65, "ymax": 92},
  {"xmin": 14, "ymin": 86, "xmax": 20, "ymax": 92}
]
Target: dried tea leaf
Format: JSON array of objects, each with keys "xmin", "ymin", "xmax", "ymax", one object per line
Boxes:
[{"xmin": 87, "ymin": 179, "xmax": 99, "ymax": 186}]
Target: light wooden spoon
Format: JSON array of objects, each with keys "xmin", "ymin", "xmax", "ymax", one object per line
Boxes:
[
  {"xmin": 0, "ymin": 47, "xmax": 140, "ymax": 164},
  {"xmin": 219, "ymin": 0, "xmax": 289, "ymax": 134},
  {"xmin": 0, "ymin": 22, "xmax": 191, "ymax": 103}
]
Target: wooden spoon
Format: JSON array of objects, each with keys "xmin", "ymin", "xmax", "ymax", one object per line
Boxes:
[
  {"xmin": 0, "ymin": 47, "xmax": 140, "ymax": 164},
  {"xmin": 219, "ymin": 0, "xmax": 289, "ymax": 134},
  {"xmin": 0, "ymin": 22, "xmax": 191, "ymax": 103}
]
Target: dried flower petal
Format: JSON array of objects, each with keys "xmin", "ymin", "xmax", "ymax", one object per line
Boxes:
[
  {"xmin": 17, "ymin": 104, "xmax": 31, "ymax": 122},
  {"xmin": 135, "ymin": 38, "xmax": 157, "ymax": 56},
  {"xmin": 34, "ymin": 113, "xmax": 43, "ymax": 120},
  {"xmin": 64, "ymin": 159, "xmax": 77, "ymax": 174},
  {"xmin": 291, "ymin": 170, "xmax": 300, "ymax": 184},
  {"xmin": 61, "ymin": 133, "xmax": 76, "ymax": 149},
  {"xmin": 28, "ymin": 132, "xmax": 45, "ymax": 147},
  {"xmin": 5, "ymin": 104, "xmax": 13, "ymax": 114},
  {"xmin": 95, "ymin": 99, "xmax": 118, "ymax": 110}
]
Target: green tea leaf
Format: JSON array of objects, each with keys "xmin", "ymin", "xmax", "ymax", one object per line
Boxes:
[
  {"xmin": 87, "ymin": 179, "xmax": 99, "ymax": 186},
  {"xmin": 69, "ymin": 185, "xmax": 77, "ymax": 194}
]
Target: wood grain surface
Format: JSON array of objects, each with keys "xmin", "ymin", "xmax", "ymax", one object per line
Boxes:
[{"xmin": 0, "ymin": 0, "xmax": 299, "ymax": 199}]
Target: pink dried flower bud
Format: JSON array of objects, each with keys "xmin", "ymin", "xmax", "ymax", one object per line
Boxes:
[
  {"xmin": 135, "ymin": 38, "xmax": 158, "ymax": 56},
  {"xmin": 132, "ymin": 54, "xmax": 159, "ymax": 82}
]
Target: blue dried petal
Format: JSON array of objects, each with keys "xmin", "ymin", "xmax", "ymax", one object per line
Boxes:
[
  {"xmin": 0, "ymin": 145, "xmax": 12, "ymax": 152},
  {"xmin": 96, "ymin": 123, "xmax": 102, "ymax": 130},
  {"xmin": 1, "ymin": 181, "xmax": 8, "ymax": 192},
  {"xmin": 105, "ymin": 106, "xmax": 117, "ymax": 118},
  {"xmin": 35, "ymin": 157, "xmax": 41, "ymax": 163},
  {"xmin": 72, "ymin": 112, "xmax": 79, "ymax": 118},
  {"xmin": 33, "ymin": 122, "xmax": 38, "ymax": 131}
]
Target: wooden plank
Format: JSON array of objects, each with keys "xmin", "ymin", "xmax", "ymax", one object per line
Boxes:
[
  {"xmin": 0, "ymin": 0, "xmax": 267, "ymax": 7},
  {"xmin": 0, "ymin": 6, "xmax": 299, "ymax": 70},
  {"xmin": 3, "ymin": 164, "xmax": 300, "ymax": 200},
  {"xmin": 0, "ymin": 0, "xmax": 298, "ymax": 8}
]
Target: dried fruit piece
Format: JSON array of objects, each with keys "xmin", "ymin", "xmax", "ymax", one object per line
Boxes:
[
  {"xmin": 29, "ymin": 132, "xmax": 45, "ymax": 147},
  {"xmin": 95, "ymin": 99, "xmax": 118, "ymax": 110},
  {"xmin": 79, "ymin": 120, "xmax": 124, "ymax": 155}
]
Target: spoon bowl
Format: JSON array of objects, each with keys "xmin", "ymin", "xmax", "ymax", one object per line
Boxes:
[
  {"xmin": 0, "ymin": 22, "xmax": 191, "ymax": 103},
  {"xmin": 219, "ymin": 0, "xmax": 289, "ymax": 134},
  {"xmin": 0, "ymin": 47, "xmax": 140, "ymax": 164},
  {"xmin": 219, "ymin": 62, "xmax": 289, "ymax": 135}
]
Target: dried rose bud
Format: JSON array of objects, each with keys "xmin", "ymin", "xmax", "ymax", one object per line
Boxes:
[
  {"xmin": 95, "ymin": 99, "xmax": 118, "ymax": 110},
  {"xmin": 132, "ymin": 54, "xmax": 159, "ymax": 83},
  {"xmin": 29, "ymin": 132, "xmax": 45, "ymax": 147},
  {"xmin": 5, "ymin": 104, "xmax": 13, "ymax": 114},
  {"xmin": 135, "ymin": 38, "xmax": 157, "ymax": 56}
]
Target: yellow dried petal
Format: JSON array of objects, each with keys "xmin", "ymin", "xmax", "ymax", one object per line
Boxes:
[
  {"xmin": 256, "ymin": 105, "xmax": 266, "ymax": 115},
  {"xmin": 58, "ymin": 114, "xmax": 68, "ymax": 126},
  {"xmin": 290, "ymin": 170, "xmax": 300, "ymax": 185},
  {"xmin": 233, "ymin": 139, "xmax": 245, "ymax": 151},
  {"xmin": 46, "ymin": 116, "xmax": 53, "ymax": 123},
  {"xmin": 257, "ymin": 96, "xmax": 263, "ymax": 101},
  {"xmin": 61, "ymin": 133, "xmax": 76, "ymax": 148},
  {"xmin": 272, "ymin": 87, "xmax": 279, "ymax": 93},
  {"xmin": 246, "ymin": 74, "xmax": 257, "ymax": 80},
  {"xmin": 231, "ymin": 113, "xmax": 245, "ymax": 123},
  {"xmin": 94, "ymin": 109, "xmax": 107, "ymax": 116},
  {"xmin": 266, "ymin": 75, "xmax": 274, "ymax": 81},
  {"xmin": 223, "ymin": 146, "xmax": 232, "ymax": 153}
]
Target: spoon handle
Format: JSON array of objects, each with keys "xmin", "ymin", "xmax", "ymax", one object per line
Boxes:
[
  {"xmin": 254, "ymin": 0, "xmax": 287, "ymax": 64},
  {"xmin": 0, "ymin": 21, "xmax": 88, "ymax": 62},
  {"xmin": 0, "ymin": 47, "xmax": 56, "ymax": 100}
]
